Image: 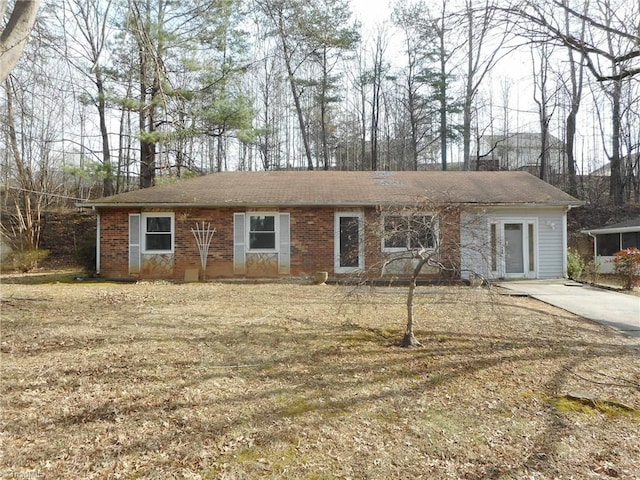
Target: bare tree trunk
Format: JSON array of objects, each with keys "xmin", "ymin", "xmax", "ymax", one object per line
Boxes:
[
  {"xmin": 96, "ymin": 73, "xmax": 114, "ymax": 196},
  {"xmin": 609, "ymin": 79, "xmax": 624, "ymax": 205},
  {"xmin": 436, "ymin": 7, "xmax": 448, "ymax": 171},
  {"xmin": 359, "ymin": 58, "xmax": 367, "ymax": 171},
  {"xmin": 320, "ymin": 46, "xmax": 330, "ymax": 170},
  {"xmin": 274, "ymin": 10, "xmax": 314, "ymax": 171},
  {"xmin": 462, "ymin": 1, "xmax": 474, "ymax": 171},
  {"xmin": 531, "ymin": 44, "xmax": 555, "ymax": 182},
  {"xmin": 402, "ymin": 256, "xmax": 427, "ymax": 348},
  {"xmin": 562, "ymin": 0, "xmax": 585, "ymax": 198},
  {"xmin": 0, "ymin": 0, "xmax": 41, "ymax": 83},
  {"xmin": 4, "ymin": 78, "xmax": 41, "ymax": 252}
]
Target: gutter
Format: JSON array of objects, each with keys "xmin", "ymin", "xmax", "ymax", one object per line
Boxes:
[
  {"xmin": 581, "ymin": 226, "xmax": 640, "ymax": 235},
  {"xmin": 584, "ymin": 230, "xmax": 597, "ymax": 261},
  {"xmin": 77, "ymin": 200, "xmax": 584, "ymax": 209}
]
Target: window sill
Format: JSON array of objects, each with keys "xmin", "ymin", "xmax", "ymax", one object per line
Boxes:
[{"xmin": 382, "ymin": 248, "xmax": 436, "ymax": 254}]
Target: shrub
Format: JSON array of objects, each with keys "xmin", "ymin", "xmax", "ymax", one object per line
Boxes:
[
  {"xmin": 612, "ymin": 248, "xmax": 640, "ymax": 290},
  {"xmin": 76, "ymin": 236, "xmax": 97, "ymax": 273},
  {"xmin": 567, "ymin": 248, "xmax": 586, "ymax": 281},
  {"xmin": 3, "ymin": 249, "xmax": 50, "ymax": 272},
  {"xmin": 584, "ymin": 258, "xmax": 602, "ymax": 285}
]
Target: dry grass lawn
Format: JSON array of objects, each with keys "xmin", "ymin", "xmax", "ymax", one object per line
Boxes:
[{"xmin": 1, "ymin": 276, "xmax": 639, "ymax": 479}]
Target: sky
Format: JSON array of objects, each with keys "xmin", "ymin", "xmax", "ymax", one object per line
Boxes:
[
  {"xmin": 345, "ymin": 0, "xmax": 606, "ymax": 172},
  {"xmin": 350, "ymin": 0, "xmax": 392, "ymax": 25}
]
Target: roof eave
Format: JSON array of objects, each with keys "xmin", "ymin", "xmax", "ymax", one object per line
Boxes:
[
  {"xmin": 464, "ymin": 201, "xmax": 582, "ymax": 208},
  {"xmin": 79, "ymin": 200, "xmax": 583, "ymax": 209},
  {"xmin": 582, "ymin": 226, "xmax": 640, "ymax": 235}
]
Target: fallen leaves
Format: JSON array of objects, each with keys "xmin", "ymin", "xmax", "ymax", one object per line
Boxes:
[{"xmin": 0, "ymin": 281, "xmax": 638, "ymax": 479}]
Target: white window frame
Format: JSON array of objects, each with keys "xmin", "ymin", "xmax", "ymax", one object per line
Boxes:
[
  {"xmin": 497, "ymin": 217, "xmax": 538, "ymax": 279},
  {"xmin": 381, "ymin": 213, "xmax": 438, "ymax": 253},
  {"xmin": 141, "ymin": 212, "xmax": 175, "ymax": 254},
  {"xmin": 334, "ymin": 211, "xmax": 365, "ymax": 273},
  {"xmin": 246, "ymin": 212, "xmax": 279, "ymax": 253}
]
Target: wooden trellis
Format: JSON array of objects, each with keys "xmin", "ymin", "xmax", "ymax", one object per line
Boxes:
[{"xmin": 191, "ymin": 222, "xmax": 216, "ymax": 274}]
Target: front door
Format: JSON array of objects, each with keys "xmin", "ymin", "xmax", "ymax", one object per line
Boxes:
[
  {"xmin": 335, "ymin": 212, "xmax": 364, "ymax": 273},
  {"xmin": 504, "ymin": 223, "xmax": 524, "ymax": 276}
]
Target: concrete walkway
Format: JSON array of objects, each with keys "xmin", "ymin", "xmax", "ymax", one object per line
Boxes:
[{"xmin": 497, "ymin": 280, "xmax": 640, "ymax": 338}]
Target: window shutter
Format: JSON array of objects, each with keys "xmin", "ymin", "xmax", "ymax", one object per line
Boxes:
[
  {"xmin": 129, "ymin": 214, "xmax": 141, "ymax": 274},
  {"xmin": 233, "ymin": 213, "xmax": 246, "ymax": 274},
  {"xmin": 278, "ymin": 213, "xmax": 290, "ymax": 274}
]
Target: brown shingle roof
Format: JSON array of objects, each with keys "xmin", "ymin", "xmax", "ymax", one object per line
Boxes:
[
  {"xmin": 81, "ymin": 170, "xmax": 581, "ymax": 208},
  {"xmin": 583, "ymin": 217, "xmax": 640, "ymax": 233}
]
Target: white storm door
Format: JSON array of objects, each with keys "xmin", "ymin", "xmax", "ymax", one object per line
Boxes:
[
  {"xmin": 334, "ymin": 212, "xmax": 364, "ymax": 273},
  {"xmin": 504, "ymin": 223, "xmax": 524, "ymax": 276}
]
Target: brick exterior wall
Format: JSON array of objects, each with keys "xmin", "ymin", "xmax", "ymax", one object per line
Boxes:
[
  {"xmin": 99, "ymin": 209, "xmax": 130, "ymax": 278},
  {"xmin": 288, "ymin": 207, "xmax": 335, "ymax": 276},
  {"xmin": 97, "ymin": 206, "xmax": 462, "ymax": 281}
]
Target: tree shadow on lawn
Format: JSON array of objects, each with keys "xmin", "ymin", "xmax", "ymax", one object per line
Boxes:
[
  {"xmin": 2, "ymin": 288, "xmax": 639, "ymax": 478},
  {"xmin": 7, "ymin": 324, "xmax": 637, "ymax": 477}
]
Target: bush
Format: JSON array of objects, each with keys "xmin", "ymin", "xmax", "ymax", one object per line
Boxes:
[
  {"xmin": 3, "ymin": 249, "xmax": 50, "ymax": 272},
  {"xmin": 76, "ymin": 236, "xmax": 97, "ymax": 273},
  {"xmin": 612, "ymin": 248, "xmax": 640, "ymax": 290},
  {"xmin": 584, "ymin": 258, "xmax": 602, "ymax": 284},
  {"xmin": 567, "ymin": 248, "xmax": 586, "ymax": 281}
]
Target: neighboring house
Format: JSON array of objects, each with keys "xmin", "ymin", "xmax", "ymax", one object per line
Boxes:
[
  {"xmin": 80, "ymin": 170, "xmax": 582, "ymax": 282},
  {"xmin": 590, "ymin": 153, "xmax": 640, "ymax": 177},
  {"xmin": 582, "ymin": 218, "xmax": 640, "ymax": 274},
  {"xmin": 481, "ymin": 133, "xmax": 567, "ymax": 176}
]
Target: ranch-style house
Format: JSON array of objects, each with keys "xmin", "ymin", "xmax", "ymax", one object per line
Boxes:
[{"xmin": 80, "ymin": 170, "xmax": 582, "ymax": 282}]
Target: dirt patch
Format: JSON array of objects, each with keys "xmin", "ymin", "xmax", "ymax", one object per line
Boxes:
[{"xmin": 1, "ymin": 280, "xmax": 638, "ymax": 479}]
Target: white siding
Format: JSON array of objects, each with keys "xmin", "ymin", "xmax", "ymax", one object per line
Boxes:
[
  {"xmin": 460, "ymin": 207, "xmax": 567, "ymax": 280},
  {"xmin": 460, "ymin": 212, "xmax": 491, "ymax": 280},
  {"xmin": 536, "ymin": 209, "xmax": 565, "ymax": 278}
]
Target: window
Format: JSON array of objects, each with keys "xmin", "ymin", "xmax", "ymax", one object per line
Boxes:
[
  {"xmin": 142, "ymin": 213, "xmax": 174, "ymax": 253},
  {"xmin": 596, "ymin": 233, "xmax": 620, "ymax": 256},
  {"xmin": 383, "ymin": 216, "xmax": 406, "ymax": 249},
  {"xmin": 248, "ymin": 214, "xmax": 276, "ymax": 250},
  {"xmin": 383, "ymin": 215, "xmax": 436, "ymax": 251},
  {"xmin": 622, "ymin": 231, "xmax": 640, "ymax": 250}
]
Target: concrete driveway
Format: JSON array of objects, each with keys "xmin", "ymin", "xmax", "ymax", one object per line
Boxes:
[{"xmin": 497, "ymin": 280, "xmax": 640, "ymax": 338}]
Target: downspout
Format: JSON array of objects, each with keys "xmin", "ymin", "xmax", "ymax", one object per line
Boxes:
[
  {"xmin": 585, "ymin": 230, "xmax": 596, "ymax": 268},
  {"xmin": 562, "ymin": 208, "xmax": 568, "ymax": 278},
  {"xmin": 96, "ymin": 210, "xmax": 101, "ymax": 274}
]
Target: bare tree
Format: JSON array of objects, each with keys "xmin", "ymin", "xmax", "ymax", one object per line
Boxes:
[
  {"xmin": 505, "ymin": 0, "xmax": 640, "ymax": 82},
  {"xmin": 459, "ymin": 0, "xmax": 511, "ymax": 171},
  {"xmin": 530, "ymin": 42, "xmax": 559, "ymax": 181},
  {"xmin": 505, "ymin": 0, "xmax": 640, "ymax": 204},
  {"xmin": 1, "ymin": 67, "xmax": 65, "ymax": 267},
  {"xmin": 560, "ymin": 0, "xmax": 586, "ymax": 197},
  {"xmin": 55, "ymin": 0, "xmax": 115, "ymax": 196},
  {"xmin": 430, "ymin": 0, "xmax": 463, "ymax": 171},
  {"xmin": 254, "ymin": 0, "xmax": 316, "ymax": 170},
  {"xmin": 0, "ymin": 0, "xmax": 41, "ymax": 83},
  {"xmin": 345, "ymin": 201, "xmax": 472, "ymax": 347},
  {"xmin": 392, "ymin": 0, "xmax": 438, "ymax": 171},
  {"xmin": 368, "ymin": 25, "xmax": 389, "ymax": 171},
  {"xmin": 305, "ymin": 0, "xmax": 359, "ymax": 170},
  {"xmin": 382, "ymin": 211, "xmax": 443, "ymax": 347}
]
